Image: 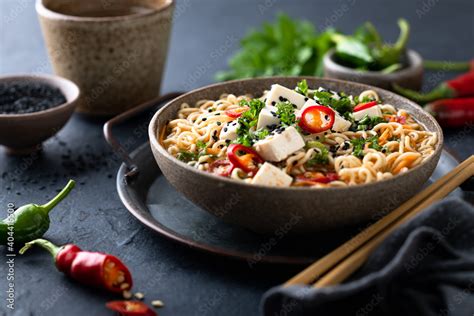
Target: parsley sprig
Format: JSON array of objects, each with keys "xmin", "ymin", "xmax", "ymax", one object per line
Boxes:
[
  {"xmin": 235, "ymin": 98, "xmax": 266, "ymax": 146},
  {"xmin": 305, "ymin": 141, "xmax": 329, "ymax": 166},
  {"xmin": 350, "ymin": 135, "xmax": 382, "ymax": 158},
  {"xmin": 276, "ymin": 101, "xmax": 297, "ymax": 126},
  {"xmin": 314, "ymin": 90, "xmax": 354, "ymax": 116}
]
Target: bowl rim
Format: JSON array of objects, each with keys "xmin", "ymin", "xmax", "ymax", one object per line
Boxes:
[
  {"xmin": 149, "ymin": 76, "xmax": 444, "ymax": 192},
  {"xmin": 323, "ymin": 49, "xmax": 423, "ymax": 78},
  {"xmin": 35, "ymin": 0, "xmax": 174, "ymax": 23},
  {"xmin": 0, "ymin": 73, "xmax": 80, "ymax": 118}
]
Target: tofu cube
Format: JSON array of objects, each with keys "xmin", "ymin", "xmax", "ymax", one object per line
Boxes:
[
  {"xmin": 353, "ymin": 105, "xmax": 383, "ymax": 121},
  {"xmin": 254, "ymin": 126, "xmax": 305, "ymax": 162},
  {"xmin": 265, "ymin": 84, "xmax": 307, "ymax": 109},
  {"xmin": 332, "ymin": 113, "xmax": 352, "ymax": 132},
  {"xmin": 257, "ymin": 106, "xmax": 280, "ymax": 130},
  {"xmin": 219, "ymin": 120, "xmax": 239, "ymax": 141},
  {"xmin": 251, "ymin": 162, "xmax": 293, "ymax": 187}
]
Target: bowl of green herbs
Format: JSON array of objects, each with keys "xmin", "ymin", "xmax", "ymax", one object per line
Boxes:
[
  {"xmin": 216, "ymin": 15, "xmax": 423, "ymax": 91},
  {"xmin": 323, "ymin": 19, "xmax": 423, "ymax": 91}
]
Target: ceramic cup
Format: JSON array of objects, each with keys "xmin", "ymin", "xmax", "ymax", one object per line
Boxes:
[{"xmin": 36, "ymin": 0, "xmax": 174, "ymax": 116}]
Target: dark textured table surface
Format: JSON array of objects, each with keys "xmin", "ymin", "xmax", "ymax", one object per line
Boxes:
[{"xmin": 1, "ymin": 0, "xmax": 473, "ymax": 315}]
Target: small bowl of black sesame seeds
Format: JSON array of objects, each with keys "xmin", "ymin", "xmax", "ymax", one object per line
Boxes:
[{"xmin": 0, "ymin": 74, "xmax": 80, "ymax": 154}]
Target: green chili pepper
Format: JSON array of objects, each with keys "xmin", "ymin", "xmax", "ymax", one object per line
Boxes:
[{"xmin": 0, "ymin": 180, "xmax": 75, "ymax": 246}]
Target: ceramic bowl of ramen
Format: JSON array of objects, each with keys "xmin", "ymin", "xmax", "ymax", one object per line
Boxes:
[{"xmin": 148, "ymin": 77, "xmax": 443, "ymax": 234}]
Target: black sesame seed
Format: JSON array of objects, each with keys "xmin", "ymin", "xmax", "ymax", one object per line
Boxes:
[
  {"xmin": 226, "ymin": 139, "xmax": 231, "ymax": 144},
  {"xmin": 212, "ymin": 135, "xmax": 218, "ymax": 141},
  {"xmin": 325, "ymin": 115, "xmax": 329, "ymax": 120},
  {"xmin": 217, "ymin": 122, "xmax": 222, "ymax": 126},
  {"xmin": 271, "ymin": 101, "xmax": 276, "ymax": 106},
  {"xmin": 215, "ymin": 113, "xmax": 221, "ymax": 116},
  {"xmin": 304, "ymin": 97, "xmax": 309, "ymax": 101},
  {"xmin": 279, "ymin": 96, "xmax": 284, "ymax": 102},
  {"xmin": 292, "ymin": 104, "xmax": 297, "ymax": 109},
  {"xmin": 202, "ymin": 118, "xmax": 207, "ymax": 121},
  {"xmin": 223, "ymin": 127, "xmax": 228, "ymax": 132}
]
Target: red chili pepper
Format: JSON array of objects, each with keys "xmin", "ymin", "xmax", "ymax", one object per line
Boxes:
[
  {"xmin": 227, "ymin": 144, "xmax": 264, "ymax": 174},
  {"xmin": 209, "ymin": 159, "xmax": 234, "ymax": 177},
  {"xmin": 393, "ymin": 71, "xmax": 474, "ymax": 104},
  {"xmin": 353, "ymin": 101, "xmax": 378, "ymax": 112},
  {"xmin": 225, "ymin": 106, "xmax": 249, "ymax": 118},
  {"xmin": 298, "ymin": 105, "xmax": 335, "ymax": 134},
  {"xmin": 20, "ymin": 239, "xmax": 132, "ymax": 294},
  {"xmin": 425, "ymin": 97, "xmax": 474, "ymax": 127},
  {"xmin": 295, "ymin": 172, "xmax": 339, "ymax": 186},
  {"xmin": 106, "ymin": 301, "xmax": 156, "ymax": 316}
]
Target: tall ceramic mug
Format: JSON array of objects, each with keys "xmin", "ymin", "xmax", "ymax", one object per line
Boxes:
[{"xmin": 36, "ymin": 0, "xmax": 174, "ymax": 116}]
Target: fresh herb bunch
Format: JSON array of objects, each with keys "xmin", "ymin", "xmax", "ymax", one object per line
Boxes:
[
  {"xmin": 276, "ymin": 101, "xmax": 297, "ymax": 126},
  {"xmin": 216, "ymin": 15, "xmax": 411, "ymax": 81},
  {"xmin": 235, "ymin": 98, "xmax": 266, "ymax": 146},
  {"xmin": 216, "ymin": 14, "xmax": 336, "ymax": 81}
]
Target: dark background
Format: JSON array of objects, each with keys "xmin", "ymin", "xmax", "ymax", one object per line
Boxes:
[{"xmin": 1, "ymin": 0, "xmax": 473, "ymax": 315}]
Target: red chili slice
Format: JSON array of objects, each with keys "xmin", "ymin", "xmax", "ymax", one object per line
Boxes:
[
  {"xmin": 106, "ymin": 301, "xmax": 156, "ymax": 316},
  {"xmin": 227, "ymin": 144, "xmax": 264, "ymax": 174},
  {"xmin": 209, "ymin": 159, "xmax": 234, "ymax": 177},
  {"xmin": 296, "ymin": 172, "xmax": 339, "ymax": 184},
  {"xmin": 353, "ymin": 101, "xmax": 378, "ymax": 112},
  {"xmin": 225, "ymin": 106, "xmax": 249, "ymax": 118},
  {"xmin": 298, "ymin": 105, "xmax": 335, "ymax": 134}
]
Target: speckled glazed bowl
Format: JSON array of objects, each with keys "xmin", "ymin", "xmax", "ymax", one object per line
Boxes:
[
  {"xmin": 36, "ymin": 0, "xmax": 174, "ymax": 116},
  {"xmin": 323, "ymin": 49, "xmax": 424, "ymax": 91},
  {"xmin": 149, "ymin": 77, "xmax": 443, "ymax": 234},
  {"xmin": 0, "ymin": 74, "xmax": 79, "ymax": 155}
]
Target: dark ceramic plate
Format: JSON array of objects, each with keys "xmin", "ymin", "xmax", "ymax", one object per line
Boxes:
[{"xmin": 116, "ymin": 143, "xmax": 462, "ymax": 265}]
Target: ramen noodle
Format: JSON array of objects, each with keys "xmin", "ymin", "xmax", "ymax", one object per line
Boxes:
[{"xmin": 161, "ymin": 81, "xmax": 437, "ymax": 188}]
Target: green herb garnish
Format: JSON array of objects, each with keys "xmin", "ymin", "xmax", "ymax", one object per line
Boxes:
[
  {"xmin": 350, "ymin": 135, "xmax": 382, "ymax": 158},
  {"xmin": 356, "ymin": 115, "xmax": 386, "ymax": 131},
  {"xmin": 305, "ymin": 141, "xmax": 329, "ymax": 166},
  {"xmin": 196, "ymin": 140, "xmax": 207, "ymax": 150},
  {"xmin": 276, "ymin": 101, "xmax": 296, "ymax": 126},
  {"xmin": 295, "ymin": 79, "xmax": 309, "ymax": 96},
  {"xmin": 235, "ymin": 98, "xmax": 266, "ymax": 146},
  {"xmin": 314, "ymin": 90, "xmax": 354, "ymax": 116},
  {"xmin": 176, "ymin": 151, "xmax": 197, "ymax": 162}
]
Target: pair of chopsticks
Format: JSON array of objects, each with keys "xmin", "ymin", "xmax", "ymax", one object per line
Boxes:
[{"xmin": 285, "ymin": 155, "xmax": 474, "ymax": 288}]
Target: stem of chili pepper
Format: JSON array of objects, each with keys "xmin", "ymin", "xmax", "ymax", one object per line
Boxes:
[
  {"xmin": 42, "ymin": 180, "xmax": 75, "ymax": 213},
  {"xmin": 423, "ymin": 60, "xmax": 473, "ymax": 72},
  {"xmin": 20, "ymin": 238, "xmax": 61, "ymax": 258}
]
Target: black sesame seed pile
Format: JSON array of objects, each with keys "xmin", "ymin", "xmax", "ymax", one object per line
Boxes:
[{"xmin": 0, "ymin": 81, "xmax": 67, "ymax": 114}]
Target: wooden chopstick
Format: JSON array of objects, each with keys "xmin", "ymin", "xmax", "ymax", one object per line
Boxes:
[
  {"xmin": 285, "ymin": 155, "xmax": 474, "ymax": 287},
  {"xmin": 313, "ymin": 161, "xmax": 473, "ymax": 287}
]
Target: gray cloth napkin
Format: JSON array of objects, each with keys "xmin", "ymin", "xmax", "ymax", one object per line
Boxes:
[{"xmin": 262, "ymin": 198, "xmax": 474, "ymax": 316}]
